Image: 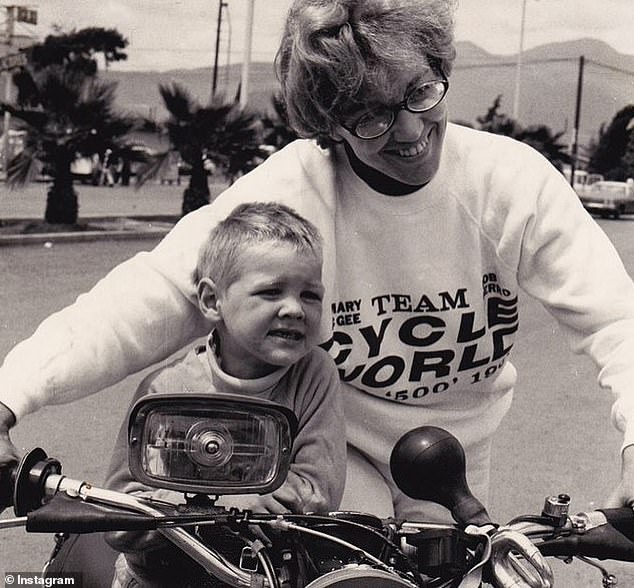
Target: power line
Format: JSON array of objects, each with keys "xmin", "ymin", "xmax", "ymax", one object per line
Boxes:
[
  {"xmin": 454, "ymin": 56, "xmax": 634, "ymax": 77},
  {"xmin": 128, "ymin": 46, "xmax": 274, "ymax": 58},
  {"xmin": 105, "ymin": 49, "xmax": 634, "ymax": 77},
  {"xmin": 585, "ymin": 58, "xmax": 634, "ymax": 77},
  {"xmin": 456, "ymin": 57, "xmax": 575, "ymax": 69}
]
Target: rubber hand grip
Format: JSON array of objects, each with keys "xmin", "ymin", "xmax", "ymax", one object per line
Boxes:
[
  {"xmin": 0, "ymin": 461, "xmax": 17, "ymax": 511},
  {"xmin": 598, "ymin": 507, "xmax": 634, "ymax": 542}
]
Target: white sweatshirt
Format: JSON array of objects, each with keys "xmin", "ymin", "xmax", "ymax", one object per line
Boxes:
[{"xmin": 4, "ymin": 123, "xmax": 634, "ymax": 504}]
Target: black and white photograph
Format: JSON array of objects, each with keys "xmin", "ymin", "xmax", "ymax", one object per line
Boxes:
[{"xmin": 1, "ymin": 2, "xmax": 634, "ymax": 586}]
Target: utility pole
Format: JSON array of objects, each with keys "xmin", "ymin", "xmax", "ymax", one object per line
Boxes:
[
  {"xmin": 512, "ymin": 0, "xmax": 528, "ymax": 120},
  {"xmin": 2, "ymin": 5, "xmax": 15, "ymax": 176},
  {"xmin": 1, "ymin": 5, "xmax": 35, "ymax": 178},
  {"xmin": 211, "ymin": 0, "xmax": 227, "ymax": 99},
  {"xmin": 569, "ymin": 55, "xmax": 585, "ymax": 187},
  {"xmin": 239, "ymin": 0, "xmax": 255, "ymax": 109}
]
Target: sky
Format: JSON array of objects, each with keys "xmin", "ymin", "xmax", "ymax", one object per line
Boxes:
[{"xmin": 10, "ymin": 1, "xmax": 634, "ymax": 72}]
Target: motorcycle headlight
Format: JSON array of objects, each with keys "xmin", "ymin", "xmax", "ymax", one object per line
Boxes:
[{"xmin": 128, "ymin": 393, "xmax": 297, "ymax": 495}]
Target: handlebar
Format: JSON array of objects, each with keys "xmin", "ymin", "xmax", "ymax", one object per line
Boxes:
[
  {"xmin": 535, "ymin": 507, "xmax": 634, "ymax": 562},
  {"xmin": 4, "ymin": 447, "xmax": 634, "ymax": 588},
  {"xmin": 600, "ymin": 507, "xmax": 634, "ymax": 542},
  {"xmin": 0, "ymin": 449, "xmax": 263, "ymax": 588}
]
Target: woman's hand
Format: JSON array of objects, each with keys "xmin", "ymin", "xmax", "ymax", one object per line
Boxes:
[
  {"xmin": 605, "ymin": 445, "xmax": 634, "ymax": 508},
  {"xmin": 0, "ymin": 403, "xmax": 20, "ymax": 467},
  {"xmin": 105, "ymin": 529, "xmax": 167, "ymax": 553},
  {"xmin": 104, "ymin": 489, "xmax": 182, "ymax": 553}
]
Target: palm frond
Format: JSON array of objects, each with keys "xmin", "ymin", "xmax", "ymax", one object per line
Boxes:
[
  {"xmin": 159, "ymin": 83, "xmax": 197, "ymax": 122},
  {"xmin": 0, "ymin": 104, "xmax": 48, "ymax": 132},
  {"xmin": 74, "ymin": 82, "xmax": 117, "ymax": 119},
  {"xmin": 38, "ymin": 69, "xmax": 83, "ymax": 113},
  {"xmin": 6, "ymin": 150, "xmax": 43, "ymax": 188},
  {"xmin": 12, "ymin": 69, "xmax": 40, "ymax": 106},
  {"xmin": 133, "ymin": 150, "xmax": 173, "ymax": 187}
]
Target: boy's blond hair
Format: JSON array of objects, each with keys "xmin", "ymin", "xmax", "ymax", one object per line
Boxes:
[{"xmin": 194, "ymin": 202, "xmax": 323, "ymax": 290}]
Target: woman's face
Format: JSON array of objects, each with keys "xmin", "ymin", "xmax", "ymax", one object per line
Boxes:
[{"xmin": 334, "ymin": 66, "xmax": 449, "ymax": 187}]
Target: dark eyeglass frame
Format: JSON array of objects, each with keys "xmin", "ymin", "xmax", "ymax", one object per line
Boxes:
[{"xmin": 340, "ymin": 73, "xmax": 449, "ymax": 140}]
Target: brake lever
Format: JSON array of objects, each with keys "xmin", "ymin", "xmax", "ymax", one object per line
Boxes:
[
  {"xmin": 575, "ymin": 556, "xmax": 618, "ymax": 587},
  {"xmin": 490, "ymin": 528, "xmax": 554, "ymax": 588}
]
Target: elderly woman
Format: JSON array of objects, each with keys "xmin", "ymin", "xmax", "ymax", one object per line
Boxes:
[{"xmin": 3, "ymin": 0, "xmax": 634, "ymax": 521}]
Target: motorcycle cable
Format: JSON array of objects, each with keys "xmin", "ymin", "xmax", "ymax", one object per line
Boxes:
[
  {"xmin": 250, "ymin": 516, "xmax": 434, "ymax": 587},
  {"xmin": 239, "ymin": 535, "xmax": 279, "ymax": 588},
  {"xmin": 281, "ymin": 514, "xmax": 490, "ymax": 584},
  {"xmin": 280, "ymin": 514, "xmax": 407, "ymax": 555},
  {"xmin": 506, "ymin": 515, "xmax": 561, "ymax": 527},
  {"xmin": 201, "ymin": 510, "xmax": 415, "ymax": 572}
]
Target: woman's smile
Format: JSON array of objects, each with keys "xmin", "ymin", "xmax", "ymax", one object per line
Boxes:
[{"xmin": 384, "ymin": 129, "xmax": 433, "ymax": 160}]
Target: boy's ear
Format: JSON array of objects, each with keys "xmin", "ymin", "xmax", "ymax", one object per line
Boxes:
[{"xmin": 197, "ymin": 277, "xmax": 221, "ymax": 322}]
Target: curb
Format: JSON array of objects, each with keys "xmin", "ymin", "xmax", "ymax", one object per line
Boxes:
[
  {"xmin": 0, "ymin": 228, "xmax": 172, "ymax": 247},
  {"xmin": 0, "ymin": 215, "xmax": 177, "ymax": 247}
]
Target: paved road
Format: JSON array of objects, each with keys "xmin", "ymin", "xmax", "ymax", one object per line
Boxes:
[
  {"xmin": 0, "ymin": 180, "xmax": 227, "ymax": 219},
  {"xmin": 1, "ymin": 239, "xmax": 164, "ymax": 576},
  {"xmin": 490, "ymin": 215, "xmax": 634, "ymax": 586},
  {"xmin": 2, "ymin": 214, "xmax": 634, "ymax": 585}
]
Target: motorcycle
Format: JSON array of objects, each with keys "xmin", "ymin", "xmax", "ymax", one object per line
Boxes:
[{"xmin": 1, "ymin": 392, "xmax": 634, "ymax": 587}]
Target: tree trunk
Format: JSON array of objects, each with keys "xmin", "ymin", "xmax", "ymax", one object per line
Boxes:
[
  {"xmin": 45, "ymin": 156, "xmax": 78, "ymax": 224},
  {"xmin": 181, "ymin": 158, "xmax": 210, "ymax": 216}
]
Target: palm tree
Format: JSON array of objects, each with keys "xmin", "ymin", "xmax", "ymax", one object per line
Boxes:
[
  {"xmin": 2, "ymin": 65, "xmax": 135, "ymax": 224},
  {"xmin": 516, "ymin": 125, "xmax": 571, "ymax": 173},
  {"xmin": 139, "ymin": 83, "xmax": 263, "ymax": 216},
  {"xmin": 260, "ymin": 92, "xmax": 298, "ymax": 151},
  {"xmin": 476, "ymin": 95, "xmax": 521, "ymax": 138},
  {"xmin": 30, "ymin": 27, "xmax": 128, "ymax": 75},
  {"xmin": 589, "ymin": 105, "xmax": 634, "ymax": 180},
  {"xmin": 477, "ymin": 95, "xmax": 570, "ymax": 171}
]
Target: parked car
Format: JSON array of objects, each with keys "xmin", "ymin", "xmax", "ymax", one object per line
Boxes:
[
  {"xmin": 572, "ymin": 170, "xmax": 604, "ymax": 197},
  {"xmin": 71, "ymin": 155, "xmax": 98, "ymax": 184},
  {"xmin": 579, "ymin": 180, "xmax": 634, "ymax": 219}
]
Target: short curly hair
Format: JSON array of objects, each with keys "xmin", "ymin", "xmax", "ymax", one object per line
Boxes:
[{"xmin": 275, "ymin": 0, "xmax": 457, "ymax": 148}]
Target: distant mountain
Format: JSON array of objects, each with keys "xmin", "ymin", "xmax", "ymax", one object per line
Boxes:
[
  {"xmin": 104, "ymin": 38, "xmax": 634, "ymax": 147},
  {"xmin": 522, "ymin": 38, "xmax": 634, "ymax": 70},
  {"xmin": 454, "ymin": 41, "xmax": 506, "ymax": 66},
  {"xmin": 449, "ymin": 39, "xmax": 634, "ymax": 145}
]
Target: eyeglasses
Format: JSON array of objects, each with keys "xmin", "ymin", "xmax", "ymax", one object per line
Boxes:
[{"xmin": 340, "ymin": 75, "xmax": 449, "ymax": 140}]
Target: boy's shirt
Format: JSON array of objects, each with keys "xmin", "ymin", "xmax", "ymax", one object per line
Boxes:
[
  {"xmin": 105, "ymin": 338, "xmax": 345, "ymax": 514},
  {"xmin": 105, "ymin": 338, "xmax": 345, "ymax": 584}
]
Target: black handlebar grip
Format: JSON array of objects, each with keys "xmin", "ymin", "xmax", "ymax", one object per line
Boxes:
[
  {"xmin": 0, "ymin": 460, "xmax": 18, "ymax": 512},
  {"xmin": 599, "ymin": 507, "xmax": 634, "ymax": 542},
  {"xmin": 27, "ymin": 493, "xmax": 159, "ymax": 533},
  {"xmin": 539, "ymin": 523, "xmax": 634, "ymax": 562}
]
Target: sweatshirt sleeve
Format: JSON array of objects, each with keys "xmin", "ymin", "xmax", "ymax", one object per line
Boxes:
[
  {"xmin": 0, "ymin": 199, "xmax": 237, "ymax": 421},
  {"xmin": 0, "ymin": 141, "xmax": 333, "ymax": 423},
  {"xmin": 275, "ymin": 349, "xmax": 347, "ymax": 513},
  {"xmin": 512, "ymin": 156, "xmax": 634, "ymax": 449}
]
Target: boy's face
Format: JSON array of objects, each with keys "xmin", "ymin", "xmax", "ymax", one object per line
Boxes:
[{"xmin": 210, "ymin": 241, "xmax": 324, "ymax": 379}]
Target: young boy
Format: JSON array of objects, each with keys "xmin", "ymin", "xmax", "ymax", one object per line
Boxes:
[{"xmin": 105, "ymin": 202, "xmax": 346, "ymax": 586}]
